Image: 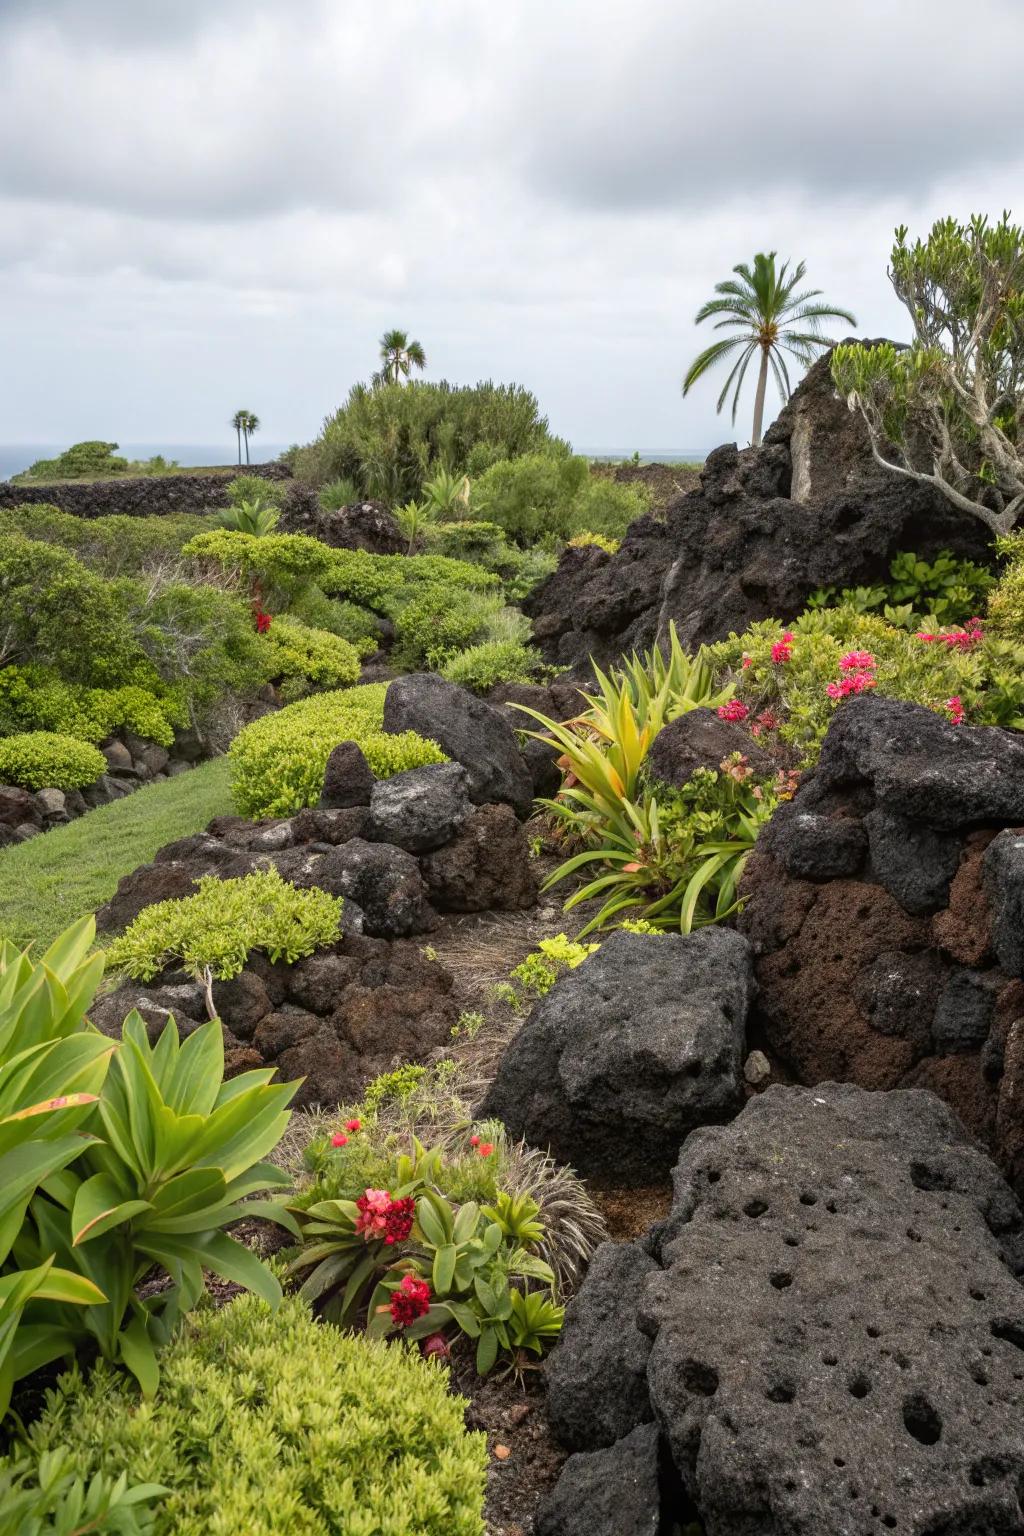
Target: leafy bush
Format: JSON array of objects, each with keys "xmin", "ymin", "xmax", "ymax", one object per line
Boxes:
[
  {"xmin": 296, "ymin": 377, "xmax": 562, "ymax": 502},
  {"xmin": 104, "ymin": 868, "xmax": 343, "ymax": 983},
  {"xmin": 440, "ymin": 640, "xmax": 541, "ymax": 692},
  {"xmin": 318, "ymin": 476, "xmax": 360, "ymax": 511},
  {"xmin": 0, "ymin": 669, "xmax": 177, "ymax": 749},
  {"xmin": 286, "ymin": 585, "xmax": 382, "ymax": 655},
  {"xmin": 0, "ymin": 507, "xmax": 209, "ymax": 577},
  {"xmin": 260, "ymin": 615, "xmax": 362, "ymax": 700},
  {"xmin": 471, "ymin": 453, "xmax": 647, "ymax": 545},
  {"xmin": 0, "ymin": 733, "xmax": 105, "ymax": 791},
  {"xmin": 13, "ymin": 441, "xmax": 131, "ymax": 481},
  {"xmin": 808, "ymin": 548, "xmax": 996, "ymax": 628},
  {"xmin": 228, "ymin": 683, "xmax": 447, "ymax": 818},
  {"xmin": 391, "ymin": 586, "xmax": 531, "ymax": 671},
  {"xmin": 12, "ymin": 1291, "xmax": 487, "ymax": 1536},
  {"xmin": 224, "ymin": 474, "xmax": 287, "ymax": 512},
  {"xmin": 567, "ymin": 530, "xmax": 621, "ymax": 554}
]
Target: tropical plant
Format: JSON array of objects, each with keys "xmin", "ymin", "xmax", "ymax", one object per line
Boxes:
[
  {"xmin": 470, "ymin": 452, "xmax": 646, "ymax": 546},
  {"xmin": 832, "ymin": 214, "xmax": 1024, "ymax": 535},
  {"xmin": 422, "ymin": 467, "xmax": 471, "ymax": 519},
  {"xmin": 230, "ymin": 411, "xmax": 246, "ymax": 466},
  {"xmin": 213, "ymin": 499, "xmax": 280, "ymax": 536},
  {"xmin": 683, "ymin": 251, "xmax": 857, "ymax": 445},
  {"xmin": 374, "ymin": 328, "xmax": 427, "ymax": 387},
  {"xmin": 808, "ymin": 548, "xmax": 997, "ymax": 629},
  {"xmin": 0, "ymin": 1450, "xmax": 164, "ymax": 1536},
  {"xmin": 241, "ymin": 411, "xmax": 260, "ymax": 465}
]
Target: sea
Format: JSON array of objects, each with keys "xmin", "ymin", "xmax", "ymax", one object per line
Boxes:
[{"xmin": 0, "ymin": 444, "xmax": 291, "ymax": 481}]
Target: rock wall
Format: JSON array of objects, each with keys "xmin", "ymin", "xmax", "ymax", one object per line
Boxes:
[
  {"xmin": 0, "ymin": 462, "xmax": 292, "ymax": 518},
  {"xmin": 525, "ymin": 343, "xmax": 995, "ymax": 670},
  {"xmin": 738, "ymin": 695, "xmax": 1024, "ymax": 1190}
]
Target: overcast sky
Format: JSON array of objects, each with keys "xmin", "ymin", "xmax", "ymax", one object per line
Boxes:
[{"xmin": 2, "ymin": 0, "xmax": 1022, "ymax": 455}]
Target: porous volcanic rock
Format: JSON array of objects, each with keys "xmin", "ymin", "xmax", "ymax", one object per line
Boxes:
[
  {"xmin": 646, "ymin": 706, "xmax": 776, "ymax": 787},
  {"xmin": 739, "ymin": 696, "xmax": 1024, "ymax": 1188},
  {"xmin": 94, "ymin": 933, "xmax": 457, "ymax": 1107},
  {"xmin": 367, "ymin": 762, "xmax": 472, "ymax": 852},
  {"xmin": 525, "ymin": 346, "xmax": 994, "ymax": 669},
  {"xmin": 545, "ymin": 1241, "xmax": 657, "ymax": 1451},
  {"xmin": 287, "ymin": 838, "xmax": 437, "ymax": 938},
  {"xmin": 639, "ymin": 1082, "xmax": 1024, "ymax": 1536},
  {"xmin": 280, "ymin": 496, "xmax": 405, "ymax": 554},
  {"xmin": 420, "ymin": 804, "xmax": 537, "ymax": 911},
  {"xmin": 481, "ymin": 929, "xmax": 753, "ymax": 1181},
  {"xmin": 534, "ymin": 1423, "xmax": 663, "ymax": 1536},
  {"xmin": 320, "ymin": 740, "xmax": 374, "ymax": 809},
  {"xmin": 383, "ymin": 673, "xmax": 534, "ymax": 817}
]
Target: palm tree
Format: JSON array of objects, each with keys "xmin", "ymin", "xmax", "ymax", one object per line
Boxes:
[
  {"xmin": 241, "ymin": 411, "xmax": 260, "ymax": 464},
  {"xmin": 374, "ymin": 329, "xmax": 426, "ymax": 387},
  {"xmin": 682, "ymin": 253, "xmax": 857, "ymax": 446},
  {"xmin": 231, "ymin": 409, "xmax": 247, "ymax": 465}
]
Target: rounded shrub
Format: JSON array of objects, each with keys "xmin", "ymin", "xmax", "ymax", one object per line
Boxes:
[
  {"xmin": 13, "ymin": 1291, "xmax": 488, "ymax": 1536},
  {"xmin": 261, "ymin": 615, "xmax": 362, "ymax": 700},
  {"xmin": 440, "ymin": 640, "xmax": 540, "ymax": 692},
  {"xmin": 228, "ymin": 683, "xmax": 447, "ymax": 818},
  {"xmin": 0, "ymin": 732, "xmax": 105, "ymax": 791}
]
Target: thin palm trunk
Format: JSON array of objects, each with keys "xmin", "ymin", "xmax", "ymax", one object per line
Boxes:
[
  {"xmin": 751, "ymin": 348, "xmax": 770, "ymax": 447},
  {"xmin": 236, "ymin": 425, "xmax": 241, "ymax": 464},
  {"xmin": 244, "ymin": 428, "xmax": 250, "ymax": 465}
]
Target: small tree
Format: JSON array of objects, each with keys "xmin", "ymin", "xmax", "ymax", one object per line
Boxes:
[
  {"xmin": 374, "ymin": 329, "xmax": 426, "ymax": 387},
  {"xmin": 832, "ymin": 214, "xmax": 1024, "ymax": 536},
  {"xmin": 242, "ymin": 410, "xmax": 260, "ymax": 464},
  {"xmin": 231, "ymin": 410, "xmax": 247, "ymax": 465}
]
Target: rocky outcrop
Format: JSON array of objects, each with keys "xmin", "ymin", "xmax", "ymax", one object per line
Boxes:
[
  {"xmin": 0, "ymin": 463, "xmax": 290, "ymax": 517},
  {"xmin": 646, "ymin": 706, "xmax": 776, "ymax": 787},
  {"xmin": 738, "ymin": 696, "xmax": 1024, "ymax": 1188},
  {"xmin": 92, "ymin": 933, "xmax": 457, "ymax": 1108},
  {"xmin": 481, "ymin": 929, "xmax": 754, "ymax": 1181},
  {"xmin": 534, "ymin": 1423, "xmax": 664, "ymax": 1536},
  {"xmin": 279, "ymin": 496, "xmax": 405, "ymax": 554},
  {"xmin": 639, "ymin": 1083, "xmax": 1024, "ymax": 1536},
  {"xmin": 384, "ymin": 673, "xmax": 534, "ymax": 818},
  {"xmin": 525, "ymin": 346, "xmax": 994, "ymax": 669}
]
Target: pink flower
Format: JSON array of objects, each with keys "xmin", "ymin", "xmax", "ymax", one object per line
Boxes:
[
  {"xmin": 390, "ymin": 1273, "xmax": 431, "ymax": 1328},
  {"xmin": 916, "ymin": 621, "xmax": 983, "ymax": 652},
  {"xmin": 839, "ymin": 650, "xmax": 876, "ymax": 672},
  {"xmin": 355, "ymin": 1188, "xmax": 393, "ymax": 1239},
  {"xmin": 826, "ymin": 671, "xmax": 877, "ymax": 700},
  {"xmin": 331, "ymin": 1132, "xmax": 348, "ymax": 1148},
  {"xmin": 770, "ymin": 632, "xmax": 795, "ymax": 664},
  {"xmin": 717, "ymin": 700, "xmax": 749, "ymax": 722},
  {"xmin": 947, "ymin": 696, "xmax": 965, "ymax": 725},
  {"xmin": 421, "ymin": 1332, "xmax": 451, "ymax": 1362},
  {"xmin": 755, "ymin": 709, "xmax": 780, "ymax": 732},
  {"xmin": 478, "ymin": 1142, "xmax": 495, "ymax": 1158},
  {"xmin": 469, "ymin": 1135, "xmax": 480, "ymax": 1148},
  {"xmin": 741, "ymin": 655, "xmax": 753, "ymax": 669},
  {"xmin": 344, "ymin": 1118, "xmax": 362, "ymax": 1133}
]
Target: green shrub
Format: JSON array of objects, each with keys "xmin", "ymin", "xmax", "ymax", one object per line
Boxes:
[
  {"xmin": 182, "ymin": 529, "xmax": 335, "ymax": 603},
  {"xmin": 298, "ymin": 376, "xmax": 561, "ymax": 502},
  {"xmin": 318, "ymin": 476, "xmax": 360, "ymax": 511},
  {"xmin": 228, "ymin": 683, "xmax": 446, "ymax": 818},
  {"xmin": 105, "ymin": 868, "xmax": 343, "ymax": 982},
  {"xmin": 13, "ymin": 441, "xmax": 131, "ymax": 481},
  {"xmin": 261, "ymin": 615, "xmax": 361, "ymax": 700},
  {"xmin": 0, "ymin": 668, "xmax": 177, "ymax": 749},
  {"xmin": 13, "ymin": 1292, "xmax": 487, "ymax": 1536},
  {"xmin": 287, "ymin": 587, "xmax": 382, "ymax": 655},
  {"xmin": 471, "ymin": 453, "xmax": 647, "ymax": 545},
  {"xmin": 0, "ymin": 732, "xmax": 105, "ymax": 791},
  {"xmin": 808, "ymin": 548, "xmax": 996, "ymax": 627},
  {"xmin": 392, "ymin": 588, "xmax": 532, "ymax": 672},
  {"xmin": 225, "ymin": 474, "xmax": 287, "ymax": 512},
  {"xmin": 0, "ymin": 507, "xmax": 209, "ymax": 576},
  {"xmin": 0, "ymin": 1450, "xmax": 164, "ymax": 1536},
  {"xmin": 440, "ymin": 640, "xmax": 541, "ymax": 692}
]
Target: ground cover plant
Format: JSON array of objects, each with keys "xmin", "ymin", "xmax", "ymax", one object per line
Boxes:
[
  {"xmin": 228, "ymin": 682, "xmax": 447, "ymax": 817},
  {"xmin": 0, "ymin": 757, "xmax": 232, "ymax": 950},
  {"xmin": 7, "ymin": 1292, "xmax": 487, "ymax": 1536}
]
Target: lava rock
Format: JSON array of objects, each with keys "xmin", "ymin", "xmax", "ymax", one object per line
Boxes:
[
  {"xmin": 984, "ymin": 830, "xmax": 1024, "ymax": 978},
  {"xmin": 383, "ymin": 673, "xmax": 533, "ymax": 817},
  {"xmin": 519, "ymin": 734, "xmax": 562, "ymax": 800},
  {"xmin": 756, "ymin": 800, "xmax": 868, "ymax": 881},
  {"xmin": 292, "ymin": 838, "xmax": 437, "ymax": 938},
  {"xmin": 646, "ymin": 706, "xmax": 776, "ymax": 787},
  {"xmin": 481, "ymin": 929, "xmax": 753, "ymax": 1182},
  {"xmin": 534, "ymin": 1423, "xmax": 663, "ymax": 1536},
  {"xmin": 932, "ymin": 968, "xmax": 1002, "ymax": 1053},
  {"xmin": 0, "ymin": 786, "xmax": 39, "ymax": 828},
  {"xmin": 290, "ymin": 805, "xmax": 370, "ymax": 845},
  {"xmin": 641, "ymin": 1083, "xmax": 1024, "ymax": 1536},
  {"xmin": 420, "ymin": 804, "xmax": 538, "ymax": 911},
  {"xmin": 367, "ymin": 762, "xmax": 471, "ymax": 852},
  {"xmin": 864, "ymin": 806, "xmax": 962, "ymax": 914},
  {"xmin": 545, "ymin": 1242, "xmax": 657, "ymax": 1451},
  {"xmin": 101, "ymin": 740, "xmax": 133, "ymax": 773},
  {"xmin": 320, "ymin": 741, "xmax": 374, "ymax": 809}
]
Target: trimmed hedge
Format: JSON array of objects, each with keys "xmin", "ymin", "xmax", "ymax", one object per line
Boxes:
[
  {"xmin": 0, "ymin": 732, "xmax": 105, "ymax": 792},
  {"xmin": 11, "ymin": 1291, "xmax": 487, "ymax": 1536},
  {"xmin": 228, "ymin": 683, "xmax": 446, "ymax": 818}
]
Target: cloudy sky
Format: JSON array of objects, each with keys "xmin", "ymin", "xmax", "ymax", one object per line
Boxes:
[{"xmin": 2, "ymin": 0, "xmax": 1022, "ymax": 456}]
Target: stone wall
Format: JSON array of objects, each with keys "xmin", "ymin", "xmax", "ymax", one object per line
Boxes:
[{"xmin": 0, "ymin": 462, "xmax": 292, "ymax": 518}]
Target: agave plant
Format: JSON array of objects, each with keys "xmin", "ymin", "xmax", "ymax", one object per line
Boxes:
[
  {"xmin": 422, "ymin": 467, "xmax": 471, "ymax": 520},
  {"xmin": 214, "ymin": 498, "xmax": 281, "ymax": 536}
]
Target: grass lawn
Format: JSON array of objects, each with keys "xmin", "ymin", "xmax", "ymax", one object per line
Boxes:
[{"xmin": 0, "ymin": 757, "xmax": 234, "ymax": 951}]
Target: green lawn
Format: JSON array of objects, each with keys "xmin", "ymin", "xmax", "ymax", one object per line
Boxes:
[{"xmin": 0, "ymin": 757, "xmax": 234, "ymax": 951}]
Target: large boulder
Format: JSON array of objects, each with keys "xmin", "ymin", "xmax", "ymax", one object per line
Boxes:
[
  {"xmin": 320, "ymin": 741, "xmax": 374, "ymax": 809},
  {"xmin": 646, "ymin": 706, "xmax": 776, "ymax": 787},
  {"xmin": 420, "ymin": 804, "xmax": 537, "ymax": 911},
  {"xmin": 545, "ymin": 1242, "xmax": 657, "ymax": 1451},
  {"xmin": 383, "ymin": 674, "xmax": 533, "ymax": 818},
  {"xmin": 367, "ymin": 762, "xmax": 472, "ymax": 852},
  {"xmin": 640, "ymin": 1083, "xmax": 1024, "ymax": 1535},
  {"xmin": 289, "ymin": 838, "xmax": 437, "ymax": 938},
  {"xmin": 739, "ymin": 697, "xmax": 1024, "ymax": 1189},
  {"xmin": 481, "ymin": 929, "xmax": 754, "ymax": 1182},
  {"xmin": 280, "ymin": 496, "xmax": 405, "ymax": 555},
  {"xmin": 524, "ymin": 346, "xmax": 993, "ymax": 670}
]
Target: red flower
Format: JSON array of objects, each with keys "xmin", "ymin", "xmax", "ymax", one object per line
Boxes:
[
  {"xmin": 947, "ymin": 696, "xmax": 965, "ymax": 725},
  {"xmin": 330, "ymin": 1132, "xmax": 348, "ymax": 1148},
  {"xmin": 355, "ymin": 1188, "xmax": 392, "ymax": 1239},
  {"xmin": 390, "ymin": 1273, "xmax": 431, "ymax": 1328},
  {"xmin": 826, "ymin": 671, "xmax": 877, "ymax": 700},
  {"xmin": 469, "ymin": 1135, "xmax": 480, "ymax": 1148},
  {"xmin": 344, "ymin": 1118, "xmax": 362, "ymax": 1133},
  {"xmin": 255, "ymin": 609, "xmax": 272, "ymax": 634},
  {"xmin": 717, "ymin": 700, "xmax": 749, "ymax": 722},
  {"xmin": 839, "ymin": 650, "xmax": 876, "ymax": 672},
  {"xmin": 421, "ymin": 1332, "xmax": 451, "ymax": 1362},
  {"xmin": 478, "ymin": 1142, "xmax": 495, "ymax": 1158},
  {"xmin": 383, "ymin": 1196, "xmax": 416, "ymax": 1246},
  {"xmin": 770, "ymin": 632, "xmax": 795, "ymax": 664}
]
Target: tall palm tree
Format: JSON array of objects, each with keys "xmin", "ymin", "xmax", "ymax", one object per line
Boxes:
[
  {"xmin": 374, "ymin": 329, "xmax": 426, "ymax": 387},
  {"xmin": 241, "ymin": 411, "xmax": 260, "ymax": 464},
  {"xmin": 231, "ymin": 409, "xmax": 247, "ymax": 465},
  {"xmin": 682, "ymin": 253, "xmax": 857, "ymax": 446}
]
